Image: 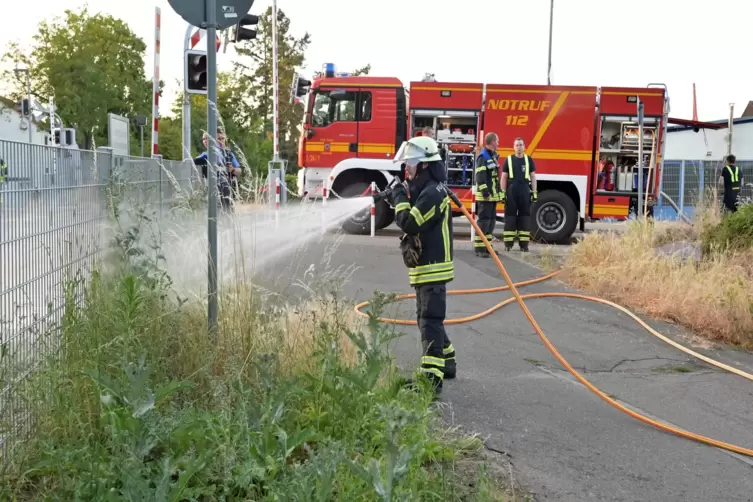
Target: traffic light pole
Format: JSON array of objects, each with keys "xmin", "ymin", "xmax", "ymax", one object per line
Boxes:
[
  {"xmin": 183, "ymin": 25, "xmax": 194, "ymax": 160},
  {"xmin": 205, "ymin": 0, "xmax": 219, "ymax": 337},
  {"xmin": 272, "ymin": 0, "xmax": 279, "ymax": 163}
]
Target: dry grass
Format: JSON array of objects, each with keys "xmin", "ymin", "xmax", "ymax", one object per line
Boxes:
[{"xmin": 562, "ymin": 216, "xmax": 753, "ymax": 347}]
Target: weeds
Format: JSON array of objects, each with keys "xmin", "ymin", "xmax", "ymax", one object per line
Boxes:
[
  {"xmin": 1, "ymin": 197, "xmax": 511, "ymax": 500},
  {"xmin": 563, "ymin": 210, "xmax": 753, "ymax": 346}
]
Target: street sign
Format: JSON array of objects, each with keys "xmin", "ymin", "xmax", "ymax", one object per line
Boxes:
[{"xmin": 167, "ymin": 0, "xmax": 255, "ymax": 30}]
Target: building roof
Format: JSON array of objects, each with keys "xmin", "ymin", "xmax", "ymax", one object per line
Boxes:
[{"xmin": 667, "ymin": 116, "xmax": 753, "ymax": 132}]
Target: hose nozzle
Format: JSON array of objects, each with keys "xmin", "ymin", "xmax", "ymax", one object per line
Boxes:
[{"xmin": 372, "ymin": 177, "xmax": 402, "ymax": 204}]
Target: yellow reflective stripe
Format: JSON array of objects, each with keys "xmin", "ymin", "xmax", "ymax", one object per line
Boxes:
[
  {"xmin": 395, "ymin": 202, "xmax": 410, "ymax": 213},
  {"xmin": 420, "ymin": 367, "xmax": 444, "ymax": 379},
  {"xmin": 422, "ymin": 205, "xmax": 436, "ymax": 222},
  {"xmin": 476, "ymin": 165, "xmax": 487, "ymax": 172},
  {"xmin": 409, "ymin": 271, "xmax": 454, "ymax": 285},
  {"xmin": 477, "ymin": 184, "xmax": 488, "ymax": 190},
  {"xmin": 408, "ymin": 261, "xmax": 453, "ymax": 275},
  {"xmin": 409, "ymin": 206, "xmax": 425, "ymax": 225},
  {"xmin": 421, "ymin": 355, "xmax": 446, "ymax": 367},
  {"xmin": 726, "ymin": 165, "xmax": 739, "ymax": 182},
  {"xmin": 443, "ymin": 344, "xmax": 455, "ymax": 355},
  {"xmin": 506, "ymin": 155, "xmax": 530, "ymax": 180},
  {"xmin": 442, "ymin": 198, "xmax": 451, "ymax": 262}
]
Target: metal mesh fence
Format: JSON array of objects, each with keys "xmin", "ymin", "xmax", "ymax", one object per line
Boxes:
[
  {"xmin": 0, "ymin": 139, "xmax": 198, "ymax": 459},
  {"xmin": 658, "ymin": 159, "xmax": 753, "ymax": 216}
]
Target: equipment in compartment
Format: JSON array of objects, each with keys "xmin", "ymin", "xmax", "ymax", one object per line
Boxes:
[
  {"xmin": 597, "ymin": 116, "xmax": 657, "ymax": 193},
  {"xmin": 435, "ymin": 120, "xmax": 478, "ymax": 187}
]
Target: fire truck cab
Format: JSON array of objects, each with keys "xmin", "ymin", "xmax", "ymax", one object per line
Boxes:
[{"xmin": 296, "ymin": 64, "xmax": 675, "ymax": 242}]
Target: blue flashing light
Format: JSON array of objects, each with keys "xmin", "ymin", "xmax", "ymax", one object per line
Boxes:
[
  {"xmin": 336, "ymin": 72, "xmax": 352, "ymax": 77},
  {"xmin": 323, "ymin": 63, "xmax": 336, "ymax": 78}
]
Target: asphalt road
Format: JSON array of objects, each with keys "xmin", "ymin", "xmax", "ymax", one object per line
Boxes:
[{"xmin": 263, "ymin": 229, "xmax": 753, "ymax": 502}]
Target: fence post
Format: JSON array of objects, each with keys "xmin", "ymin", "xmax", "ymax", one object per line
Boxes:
[
  {"xmin": 678, "ymin": 160, "xmax": 685, "ymax": 217},
  {"xmin": 698, "ymin": 164, "xmax": 705, "ymax": 202}
]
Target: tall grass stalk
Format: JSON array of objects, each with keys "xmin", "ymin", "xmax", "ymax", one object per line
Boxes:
[{"xmin": 0, "ymin": 189, "xmax": 513, "ymax": 501}]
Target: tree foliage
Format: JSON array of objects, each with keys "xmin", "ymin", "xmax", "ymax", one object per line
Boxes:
[
  {"xmin": 2, "ymin": 7, "xmax": 153, "ymax": 151},
  {"xmin": 3, "ymin": 6, "xmax": 373, "ymax": 171}
]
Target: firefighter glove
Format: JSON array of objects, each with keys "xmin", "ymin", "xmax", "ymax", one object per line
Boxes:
[
  {"xmin": 482, "ymin": 188, "xmax": 491, "ymax": 200},
  {"xmin": 499, "ymin": 190, "xmax": 506, "ymax": 202},
  {"xmin": 399, "ymin": 233, "xmax": 422, "ymax": 268},
  {"xmin": 385, "ymin": 182, "xmax": 406, "ymax": 207},
  {"xmin": 531, "ymin": 191, "xmax": 538, "ymax": 202}
]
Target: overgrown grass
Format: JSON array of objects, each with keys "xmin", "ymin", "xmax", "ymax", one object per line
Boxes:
[
  {"xmin": 563, "ymin": 194, "xmax": 753, "ymax": 347},
  {"xmin": 0, "ymin": 207, "xmax": 513, "ymax": 500}
]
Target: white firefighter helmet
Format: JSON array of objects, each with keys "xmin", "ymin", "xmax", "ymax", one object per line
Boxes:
[{"xmin": 393, "ymin": 136, "xmax": 442, "ymax": 167}]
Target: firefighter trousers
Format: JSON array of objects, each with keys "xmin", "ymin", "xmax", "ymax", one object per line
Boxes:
[
  {"xmin": 503, "ymin": 185, "xmax": 531, "ymax": 249},
  {"xmin": 475, "ymin": 200, "xmax": 498, "ymax": 252},
  {"xmin": 415, "ymin": 284, "xmax": 456, "ymax": 387},
  {"xmin": 724, "ymin": 193, "xmax": 739, "ymax": 213}
]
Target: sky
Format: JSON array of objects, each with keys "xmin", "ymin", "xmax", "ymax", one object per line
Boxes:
[{"xmin": 1, "ymin": 0, "xmax": 750, "ymax": 122}]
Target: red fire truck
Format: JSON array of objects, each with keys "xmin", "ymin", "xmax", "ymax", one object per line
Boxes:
[{"xmin": 294, "ymin": 66, "xmax": 707, "ymax": 242}]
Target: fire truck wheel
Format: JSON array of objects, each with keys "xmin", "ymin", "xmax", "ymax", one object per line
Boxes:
[
  {"xmin": 338, "ymin": 181, "xmax": 391, "ymax": 234},
  {"xmin": 532, "ymin": 190, "xmax": 578, "ymax": 244}
]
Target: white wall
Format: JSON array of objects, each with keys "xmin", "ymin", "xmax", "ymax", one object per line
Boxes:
[
  {"xmin": 0, "ymin": 106, "xmax": 48, "ymax": 145},
  {"xmin": 665, "ymin": 121, "xmax": 753, "ymax": 160}
]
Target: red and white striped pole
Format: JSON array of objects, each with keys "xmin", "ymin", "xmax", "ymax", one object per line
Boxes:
[
  {"xmin": 275, "ymin": 176, "xmax": 281, "ymax": 225},
  {"xmin": 275, "ymin": 176, "xmax": 281, "ymax": 210},
  {"xmin": 151, "ymin": 7, "xmax": 161, "ymax": 157},
  {"xmin": 470, "ymin": 186, "xmax": 477, "ymax": 243},
  {"xmin": 370, "ymin": 181, "xmax": 377, "ymax": 237}
]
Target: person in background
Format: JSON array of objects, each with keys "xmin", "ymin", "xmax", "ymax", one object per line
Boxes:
[
  {"xmin": 719, "ymin": 154, "xmax": 742, "ymax": 213},
  {"xmin": 473, "ymin": 132, "xmax": 502, "ymax": 257},
  {"xmin": 194, "ymin": 131, "xmax": 242, "ymax": 211},
  {"xmin": 500, "ymin": 137, "xmax": 537, "ymax": 252}
]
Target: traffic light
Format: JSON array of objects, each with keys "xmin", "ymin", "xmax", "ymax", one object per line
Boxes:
[
  {"xmin": 231, "ymin": 13, "xmax": 259, "ymax": 42},
  {"xmin": 184, "ymin": 49, "xmax": 208, "ymax": 95},
  {"xmin": 292, "ymin": 74, "xmax": 311, "ymax": 98},
  {"xmin": 20, "ymin": 98, "xmax": 30, "ymax": 116}
]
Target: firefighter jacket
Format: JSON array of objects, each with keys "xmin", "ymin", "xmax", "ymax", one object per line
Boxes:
[
  {"xmin": 475, "ymin": 148, "xmax": 502, "ymax": 201},
  {"xmin": 392, "ymin": 161, "xmax": 455, "ymax": 286}
]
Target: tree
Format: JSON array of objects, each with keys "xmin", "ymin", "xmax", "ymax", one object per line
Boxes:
[
  {"xmin": 230, "ymin": 7, "xmax": 311, "ymax": 170},
  {"xmin": 2, "ymin": 7, "xmax": 153, "ymax": 150}
]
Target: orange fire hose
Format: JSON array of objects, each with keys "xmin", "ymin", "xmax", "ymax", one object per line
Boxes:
[{"xmin": 354, "ymin": 203, "xmax": 753, "ymax": 458}]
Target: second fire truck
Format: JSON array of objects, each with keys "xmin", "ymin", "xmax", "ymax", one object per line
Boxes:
[{"xmin": 294, "ymin": 65, "xmax": 708, "ymax": 242}]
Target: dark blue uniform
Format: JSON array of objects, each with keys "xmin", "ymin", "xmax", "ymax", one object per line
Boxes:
[
  {"xmin": 721, "ymin": 163, "xmax": 742, "ymax": 213},
  {"xmin": 194, "ymin": 147, "xmax": 241, "ymax": 211},
  {"xmin": 503, "ymin": 154, "xmax": 536, "ymax": 250},
  {"xmin": 474, "ymin": 148, "xmax": 502, "ymax": 255},
  {"xmin": 391, "ymin": 160, "xmax": 456, "ymax": 390}
]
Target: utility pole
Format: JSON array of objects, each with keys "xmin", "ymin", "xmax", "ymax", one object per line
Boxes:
[
  {"xmin": 547, "ymin": 0, "xmax": 554, "ymax": 85},
  {"xmin": 727, "ymin": 103, "xmax": 734, "ymax": 156}
]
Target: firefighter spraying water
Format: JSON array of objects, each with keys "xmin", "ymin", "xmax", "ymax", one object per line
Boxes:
[{"xmin": 374, "ymin": 136, "xmax": 459, "ymax": 396}]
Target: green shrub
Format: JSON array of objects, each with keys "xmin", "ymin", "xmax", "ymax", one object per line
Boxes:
[
  {"xmin": 0, "ymin": 274, "xmax": 508, "ymax": 501},
  {"xmin": 701, "ymin": 202, "xmax": 753, "ymax": 254}
]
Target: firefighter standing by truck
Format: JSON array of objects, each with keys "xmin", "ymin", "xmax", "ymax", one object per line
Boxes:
[
  {"xmin": 386, "ymin": 135, "xmax": 456, "ymax": 396},
  {"xmin": 500, "ymin": 137, "xmax": 537, "ymax": 252},
  {"xmin": 719, "ymin": 154, "xmax": 742, "ymax": 213},
  {"xmin": 474, "ymin": 133, "xmax": 502, "ymax": 257}
]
